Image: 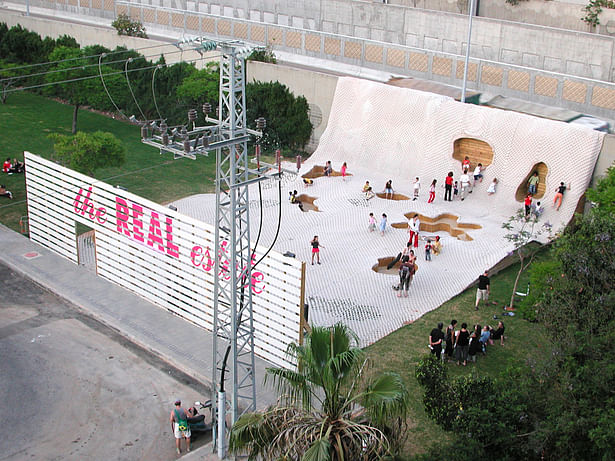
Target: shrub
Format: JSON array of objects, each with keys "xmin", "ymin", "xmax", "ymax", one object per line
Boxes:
[{"xmin": 112, "ymin": 13, "xmax": 148, "ymax": 38}]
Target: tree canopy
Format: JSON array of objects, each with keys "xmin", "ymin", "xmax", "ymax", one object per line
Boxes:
[{"xmin": 48, "ymin": 131, "xmax": 125, "ymax": 176}]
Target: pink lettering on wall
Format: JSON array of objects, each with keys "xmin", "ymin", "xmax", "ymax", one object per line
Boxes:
[
  {"xmin": 114, "ymin": 197, "xmax": 180, "ymax": 259},
  {"xmin": 190, "ymin": 244, "xmax": 266, "ymax": 294},
  {"xmin": 73, "ymin": 186, "xmax": 107, "ymax": 224}
]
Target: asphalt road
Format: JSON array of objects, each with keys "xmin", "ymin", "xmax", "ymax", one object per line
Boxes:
[{"xmin": 0, "ymin": 263, "xmax": 211, "ymax": 460}]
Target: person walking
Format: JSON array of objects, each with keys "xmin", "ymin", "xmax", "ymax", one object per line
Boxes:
[
  {"xmin": 429, "ymin": 322, "xmax": 445, "ymax": 360},
  {"xmin": 527, "ymin": 171, "xmax": 540, "ymax": 195},
  {"xmin": 475, "ymin": 270, "xmax": 490, "ymax": 310},
  {"xmin": 424, "ymin": 239, "xmax": 432, "ymax": 261},
  {"xmin": 310, "ymin": 236, "xmax": 324, "ymax": 264},
  {"xmin": 444, "ymin": 172, "xmax": 454, "ymax": 201},
  {"xmin": 368, "ymin": 212, "xmax": 377, "ymax": 232},
  {"xmin": 397, "ymin": 255, "xmax": 413, "ymax": 297},
  {"xmin": 170, "ymin": 399, "xmax": 191, "ymax": 454},
  {"xmin": 427, "ymin": 179, "xmax": 437, "ymax": 203},
  {"xmin": 553, "ymin": 182, "xmax": 567, "ymax": 211},
  {"xmin": 379, "ymin": 213, "xmax": 388, "ymax": 236}
]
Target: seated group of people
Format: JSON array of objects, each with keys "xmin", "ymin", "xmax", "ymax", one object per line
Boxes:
[{"xmin": 3, "ymin": 157, "xmax": 24, "ymax": 175}]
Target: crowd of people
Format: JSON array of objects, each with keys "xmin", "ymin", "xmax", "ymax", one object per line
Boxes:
[{"xmin": 429, "ymin": 319, "xmax": 506, "ymax": 366}]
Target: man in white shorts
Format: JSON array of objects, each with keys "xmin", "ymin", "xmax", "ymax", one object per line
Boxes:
[
  {"xmin": 170, "ymin": 399, "xmax": 191, "ymax": 454},
  {"xmin": 475, "ymin": 270, "xmax": 490, "ymax": 310}
]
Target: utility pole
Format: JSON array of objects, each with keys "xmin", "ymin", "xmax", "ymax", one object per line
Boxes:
[{"xmin": 141, "ymin": 37, "xmax": 266, "ymax": 459}]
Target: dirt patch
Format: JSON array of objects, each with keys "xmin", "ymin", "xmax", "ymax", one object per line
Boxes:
[
  {"xmin": 392, "ymin": 212, "xmax": 482, "ymax": 241},
  {"xmin": 375, "ymin": 192, "xmax": 410, "ymax": 201},
  {"xmin": 296, "ymin": 194, "xmax": 319, "ymax": 212},
  {"xmin": 301, "ymin": 165, "xmax": 350, "ymax": 179}
]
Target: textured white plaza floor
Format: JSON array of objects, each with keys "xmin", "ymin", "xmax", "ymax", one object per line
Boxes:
[{"xmin": 173, "ymin": 78, "xmax": 604, "ymax": 347}]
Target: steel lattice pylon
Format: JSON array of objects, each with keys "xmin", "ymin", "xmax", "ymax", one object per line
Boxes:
[{"xmin": 212, "ymin": 44, "xmax": 256, "ymax": 457}]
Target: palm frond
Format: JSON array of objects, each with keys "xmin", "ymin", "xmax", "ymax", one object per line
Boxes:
[
  {"xmin": 361, "ymin": 372, "xmax": 409, "ymax": 427},
  {"xmin": 301, "ymin": 431, "xmax": 332, "ymax": 461},
  {"xmin": 228, "ymin": 411, "xmax": 274, "ymax": 460},
  {"xmin": 265, "ymin": 366, "xmax": 313, "ymax": 410}
]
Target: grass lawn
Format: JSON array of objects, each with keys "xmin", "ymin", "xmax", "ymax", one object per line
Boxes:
[
  {"xmin": 366, "ymin": 253, "xmax": 550, "ymax": 458},
  {"xmin": 0, "ymin": 92, "xmax": 218, "ymax": 232}
]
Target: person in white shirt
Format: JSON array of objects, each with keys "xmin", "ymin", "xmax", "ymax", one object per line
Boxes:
[
  {"xmin": 413, "ymin": 177, "xmax": 420, "ymax": 201},
  {"xmin": 408, "ymin": 214, "xmax": 420, "ymax": 248},
  {"xmin": 472, "ymin": 163, "xmax": 484, "ymax": 190},
  {"xmin": 459, "ymin": 169, "xmax": 471, "ymax": 200}
]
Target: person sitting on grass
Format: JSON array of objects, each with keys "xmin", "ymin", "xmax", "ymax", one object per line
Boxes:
[
  {"xmin": 8, "ymin": 158, "xmax": 24, "ymax": 174},
  {"xmin": 479, "ymin": 324, "xmax": 491, "ymax": 353},
  {"xmin": 490, "ymin": 321, "xmax": 505, "ymax": 345},
  {"xmin": 0, "ymin": 184, "xmax": 13, "ymax": 200}
]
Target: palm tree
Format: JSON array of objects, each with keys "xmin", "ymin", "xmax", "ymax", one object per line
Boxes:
[{"xmin": 229, "ymin": 323, "xmax": 410, "ymax": 460}]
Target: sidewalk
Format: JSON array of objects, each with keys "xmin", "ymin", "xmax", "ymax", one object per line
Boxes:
[{"xmin": 0, "ymin": 224, "xmax": 278, "ymax": 409}]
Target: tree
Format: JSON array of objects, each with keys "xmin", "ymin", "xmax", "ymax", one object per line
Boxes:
[
  {"xmin": 501, "ymin": 208, "xmax": 552, "ymax": 308},
  {"xmin": 247, "ymin": 46, "xmax": 277, "ymax": 64},
  {"xmin": 45, "ymin": 46, "xmax": 94, "ymax": 134},
  {"xmin": 246, "ymin": 81, "xmax": 312, "ymax": 153},
  {"xmin": 48, "ymin": 131, "xmax": 125, "ymax": 176},
  {"xmin": 229, "ymin": 323, "xmax": 410, "ymax": 460},
  {"xmin": 586, "ymin": 163, "xmax": 615, "ymax": 216},
  {"xmin": 176, "ymin": 62, "xmax": 219, "ymax": 111},
  {"xmin": 0, "ymin": 61, "xmax": 21, "ymax": 104}
]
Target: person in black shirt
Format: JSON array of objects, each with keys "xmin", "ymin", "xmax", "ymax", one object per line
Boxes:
[
  {"xmin": 455, "ymin": 322, "xmax": 470, "ymax": 366},
  {"xmin": 553, "ymin": 181, "xmax": 567, "ymax": 211},
  {"xmin": 475, "ymin": 270, "xmax": 490, "ymax": 310},
  {"xmin": 429, "ymin": 322, "xmax": 445, "ymax": 360}
]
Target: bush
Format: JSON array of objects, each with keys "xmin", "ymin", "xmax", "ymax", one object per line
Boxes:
[{"xmin": 112, "ymin": 13, "xmax": 148, "ymax": 38}]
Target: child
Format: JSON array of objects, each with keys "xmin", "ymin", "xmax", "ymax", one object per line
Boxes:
[
  {"xmin": 453, "ymin": 181, "xmax": 459, "ymax": 200},
  {"xmin": 425, "ymin": 239, "xmax": 432, "ymax": 261},
  {"xmin": 363, "ymin": 181, "xmax": 374, "ymax": 199},
  {"xmin": 310, "ymin": 236, "xmax": 323, "ymax": 265},
  {"xmin": 473, "ymin": 163, "xmax": 484, "ymax": 185},
  {"xmin": 413, "ymin": 177, "xmax": 420, "ymax": 201},
  {"xmin": 553, "ymin": 182, "xmax": 567, "ymax": 211},
  {"xmin": 385, "ymin": 179, "xmax": 393, "ymax": 199},
  {"xmin": 380, "ymin": 213, "xmax": 387, "ymax": 236},
  {"xmin": 303, "ymin": 178, "xmax": 314, "ymax": 187},
  {"xmin": 462, "ymin": 155, "xmax": 471, "ymax": 172},
  {"xmin": 368, "ymin": 212, "xmax": 376, "ymax": 232},
  {"xmin": 341, "ymin": 162, "xmax": 347, "ymax": 181},
  {"xmin": 428, "ymin": 179, "xmax": 436, "ymax": 203},
  {"xmin": 532, "ymin": 201, "xmax": 544, "ymax": 218},
  {"xmin": 524, "ymin": 193, "xmax": 532, "ymax": 217},
  {"xmin": 431, "ymin": 235, "xmax": 442, "ymax": 255},
  {"xmin": 487, "ymin": 178, "xmax": 497, "ymax": 195},
  {"xmin": 323, "ymin": 161, "xmax": 332, "ymax": 177}
]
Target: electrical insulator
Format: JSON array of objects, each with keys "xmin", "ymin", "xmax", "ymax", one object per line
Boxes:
[
  {"xmin": 160, "ymin": 121, "xmax": 168, "ymax": 133},
  {"xmin": 183, "ymin": 139, "xmax": 191, "ymax": 153},
  {"xmin": 203, "ymin": 103, "xmax": 212, "ymax": 114},
  {"xmin": 141, "ymin": 125, "xmax": 148, "ymax": 140},
  {"xmin": 162, "ymin": 132, "xmax": 169, "ymax": 146},
  {"xmin": 255, "ymin": 117, "xmax": 266, "ymax": 130},
  {"xmin": 188, "ymin": 109, "xmax": 198, "ymax": 122},
  {"xmin": 203, "ymin": 136, "xmax": 209, "ymax": 148}
]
